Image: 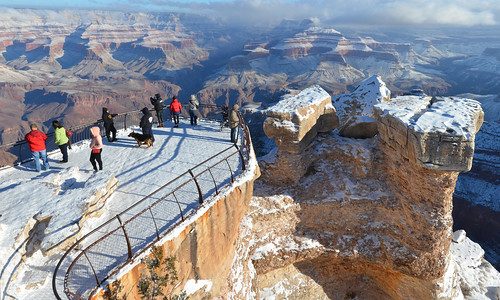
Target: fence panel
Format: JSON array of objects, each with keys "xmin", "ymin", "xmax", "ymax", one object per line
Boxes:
[{"xmin": 52, "ymin": 110, "xmax": 252, "ymax": 300}]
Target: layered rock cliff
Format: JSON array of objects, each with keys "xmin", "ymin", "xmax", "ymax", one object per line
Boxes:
[{"xmin": 232, "ymin": 83, "xmax": 499, "ymax": 299}]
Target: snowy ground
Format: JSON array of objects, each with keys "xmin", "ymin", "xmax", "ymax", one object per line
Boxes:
[{"xmin": 0, "ymin": 120, "xmax": 241, "ymax": 299}]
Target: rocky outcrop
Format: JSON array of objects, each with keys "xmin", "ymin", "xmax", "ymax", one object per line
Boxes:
[
  {"xmin": 244, "ymin": 85, "xmax": 496, "ymax": 299},
  {"xmin": 334, "ymin": 75, "xmax": 391, "ymax": 138},
  {"xmin": 260, "ymin": 85, "xmax": 338, "ymax": 184},
  {"xmin": 374, "ymin": 95, "xmax": 484, "ymax": 171}
]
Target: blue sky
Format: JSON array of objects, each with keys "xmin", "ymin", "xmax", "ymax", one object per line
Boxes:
[{"xmin": 1, "ymin": 0, "xmax": 499, "ymax": 26}]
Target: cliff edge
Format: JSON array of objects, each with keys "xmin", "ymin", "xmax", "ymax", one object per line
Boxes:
[{"xmin": 235, "ymin": 80, "xmax": 498, "ymax": 299}]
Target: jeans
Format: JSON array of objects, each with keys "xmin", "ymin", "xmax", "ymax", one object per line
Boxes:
[
  {"xmin": 59, "ymin": 143, "xmax": 68, "ymax": 162},
  {"xmin": 105, "ymin": 124, "xmax": 117, "ymax": 142},
  {"xmin": 172, "ymin": 112, "xmax": 180, "ymax": 125},
  {"xmin": 155, "ymin": 110, "xmax": 164, "ymax": 126},
  {"xmin": 230, "ymin": 127, "xmax": 238, "ymax": 143},
  {"xmin": 32, "ymin": 150, "xmax": 50, "ymax": 172},
  {"xmin": 90, "ymin": 148, "xmax": 103, "ymax": 171},
  {"xmin": 189, "ymin": 111, "xmax": 198, "ymax": 125}
]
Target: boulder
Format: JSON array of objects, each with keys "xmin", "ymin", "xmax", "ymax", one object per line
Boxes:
[
  {"xmin": 264, "ymin": 85, "xmax": 338, "ymax": 154},
  {"xmin": 334, "ymin": 75, "xmax": 391, "ymax": 138}
]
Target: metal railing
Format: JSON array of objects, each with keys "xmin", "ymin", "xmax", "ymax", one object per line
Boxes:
[
  {"xmin": 52, "ymin": 114, "xmax": 252, "ymax": 299},
  {"xmin": 0, "ymin": 103, "xmax": 224, "ymax": 168}
]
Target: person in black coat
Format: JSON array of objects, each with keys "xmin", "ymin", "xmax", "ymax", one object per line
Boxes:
[
  {"xmin": 140, "ymin": 107, "xmax": 154, "ymax": 141},
  {"xmin": 150, "ymin": 93, "xmax": 165, "ymax": 127},
  {"xmin": 102, "ymin": 107, "xmax": 118, "ymax": 142}
]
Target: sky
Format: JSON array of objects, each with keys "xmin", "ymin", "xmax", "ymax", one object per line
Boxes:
[{"xmin": 2, "ymin": 0, "xmax": 500, "ymax": 27}]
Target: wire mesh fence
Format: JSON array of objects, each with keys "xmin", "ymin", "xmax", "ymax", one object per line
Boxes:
[{"xmin": 53, "ymin": 119, "xmax": 252, "ymax": 300}]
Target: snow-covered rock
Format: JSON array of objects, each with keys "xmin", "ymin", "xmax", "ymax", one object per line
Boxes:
[
  {"xmin": 261, "ymin": 85, "xmax": 339, "ymax": 185},
  {"xmin": 451, "ymin": 231, "xmax": 500, "ymax": 299},
  {"xmin": 453, "ymin": 230, "xmax": 467, "ymax": 243},
  {"xmin": 375, "ymin": 95, "xmax": 484, "ymax": 171},
  {"xmin": 333, "ymin": 75, "xmax": 391, "ymax": 138}
]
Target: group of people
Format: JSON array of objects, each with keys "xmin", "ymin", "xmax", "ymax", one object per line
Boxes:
[
  {"xmin": 24, "ymin": 94, "xmax": 241, "ymax": 173},
  {"xmin": 24, "ymin": 120, "xmax": 104, "ymax": 173},
  {"xmin": 149, "ymin": 94, "xmax": 201, "ymax": 128}
]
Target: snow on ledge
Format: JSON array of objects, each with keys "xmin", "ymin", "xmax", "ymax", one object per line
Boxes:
[
  {"xmin": 267, "ymin": 85, "xmax": 330, "ymax": 121},
  {"xmin": 375, "ymin": 96, "xmax": 483, "ymax": 140},
  {"xmin": 183, "ymin": 279, "xmax": 212, "ymax": 296}
]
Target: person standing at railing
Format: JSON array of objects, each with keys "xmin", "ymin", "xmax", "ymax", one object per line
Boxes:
[
  {"xmin": 140, "ymin": 107, "xmax": 155, "ymax": 142},
  {"xmin": 189, "ymin": 94, "xmax": 200, "ymax": 126},
  {"xmin": 102, "ymin": 107, "xmax": 118, "ymax": 142},
  {"xmin": 169, "ymin": 96, "xmax": 183, "ymax": 128},
  {"xmin": 52, "ymin": 120, "xmax": 69, "ymax": 163},
  {"xmin": 150, "ymin": 93, "xmax": 165, "ymax": 128},
  {"xmin": 25, "ymin": 124, "xmax": 50, "ymax": 172},
  {"xmin": 89, "ymin": 126, "xmax": 103, "ymax": 172},
  {"xmin": 229, "ymin": 104, "xmax": 240, "ymax": 143}
]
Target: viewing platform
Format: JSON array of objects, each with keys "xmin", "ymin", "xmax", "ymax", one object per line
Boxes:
[{"xmin": 0, "ymin": 120, "xmax": 250, "ymax": 299}]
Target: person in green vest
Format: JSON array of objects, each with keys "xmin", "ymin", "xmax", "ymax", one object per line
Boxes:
[{"xmin": 52, "ymin": 120, "xmax": 69, "ymax": 163}]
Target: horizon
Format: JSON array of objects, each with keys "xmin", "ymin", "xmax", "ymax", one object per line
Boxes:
[{"xmin": 1, "ymin": 0, "xmax": 500, "ymax": 27}]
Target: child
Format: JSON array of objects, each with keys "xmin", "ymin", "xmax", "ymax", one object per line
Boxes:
[{"xmin": 89, "ymin": 126, "xmax": 103, "ymax": 172}]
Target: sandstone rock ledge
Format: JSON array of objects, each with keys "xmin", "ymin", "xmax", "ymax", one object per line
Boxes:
[
  {"xmin": 245, "ymin": 84, "xmax": 497, "ymax": 299},
  {"xmin": 261, "ymin": 85, "xmax": 338, "ymax": 184},
  {"xmin": 374, "ymin": 96, "xmax": 484, "ymax": 171}
]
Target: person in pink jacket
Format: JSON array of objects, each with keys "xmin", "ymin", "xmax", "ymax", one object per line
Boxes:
[{"xmin": 89, "ymin": 126, "xmax": 103, "ymax": 172}]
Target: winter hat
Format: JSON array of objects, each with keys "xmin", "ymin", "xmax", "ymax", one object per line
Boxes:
[
  {"xmin": 190, "ymin": 95, "xmax": 197, "ymax": 101},
  {"xmin": 141, "ymin": 107, "xmax": 149, "ymax": 114},
  {"xmin": 233, "ymin": 104, "xmax": 240, "ymax": 110},
  {"xmin": 52, "ymin": 120, "xmax": 61, "ymax": 128},
  {"xmin": 172, "ymin": 96, "xmax": 177, "ymax": 100}
]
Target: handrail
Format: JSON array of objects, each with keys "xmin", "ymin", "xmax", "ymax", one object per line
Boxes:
[{"xmin": 52, "ymin": 111, "xmax": 252, "ymax": 300}]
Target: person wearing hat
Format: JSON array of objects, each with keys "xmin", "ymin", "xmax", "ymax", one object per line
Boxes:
[
  {"xmin": 102, "ymin": 107, "xmax": 118, "ymax": 142},
  {"xmin": 229, "ymin": 103, "xmax": 240, "ymax": 143},
  {"xmin": 140, "ymin": 107, "xmax": 154, "ymax": 141},
  {"xmin": 189, "ymin": 94, "xmax": 200, "ymax": 126},
  {"xmin": 150, "ymin": 93, "xmax": 165, "ymax": 127},
  {"xmin": 169, "ymin": 96, "xmax": 183, "ymax": 128}
]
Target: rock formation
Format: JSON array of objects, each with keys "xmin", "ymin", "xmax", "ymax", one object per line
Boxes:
[
  {"xmin": 334, "ymin": 75, "xmax": 391, "ymax": 138},
  {"xmin": 237, "ymin": 84, "xmax": 498, "ymax": 299},
  {"xmin": 260, "ymin": 85, "xmax": 338, "ymax": 184}
]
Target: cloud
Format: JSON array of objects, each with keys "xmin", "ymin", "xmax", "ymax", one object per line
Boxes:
[{"xmin": 133, "ymin": 0, "xmax": 500, "ymax": 27}]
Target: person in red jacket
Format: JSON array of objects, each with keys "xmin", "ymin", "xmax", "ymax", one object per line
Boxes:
[
  {"xmin": 169, "ymin": 96, "xmax": 183, "ymax": 128},
  {"xmin": 25, "ymin": 124, "xmax": 50, "ymax": 172}
]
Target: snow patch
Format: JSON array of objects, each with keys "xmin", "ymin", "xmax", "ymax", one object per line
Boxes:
[{"xmin": 183, "ymin": 279, "xmax": 212, "ymax": 296}]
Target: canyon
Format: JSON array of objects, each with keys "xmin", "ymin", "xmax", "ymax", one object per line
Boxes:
[{"xmin": 0, "ymin": 8, "xmax": 498, "ymax": 298}]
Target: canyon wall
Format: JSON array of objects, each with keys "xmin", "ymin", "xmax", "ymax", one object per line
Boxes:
[
  {"xmin": 92, "ymin": 146, "xmax": 260, "ymax": 299},
  {"xmin": 244, "ymin": 88, "xmax": 497, "ymax": 299}
]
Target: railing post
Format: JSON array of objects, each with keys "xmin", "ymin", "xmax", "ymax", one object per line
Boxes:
[
  {"xmin": 83, "ymin": 249, "xmax": 100, "ymax": 286},
  {"xmin": 172, "ymin": 192, "xmax": 184, "ymax": 221},
  {"xmin": 124, "ymin": 113, "xmax": 128, "ymax": 130},
  {"xmin": 188, "ymin": 169, "xmax": 204, "ymax": 204},
  {"xmin": 116, "ymin": 215, "xmax": 133, "ymax": 259},
  {"xmin": 233, "ymin": 144, "xmax": 246, "ymax": 171},
  {"xmin": 18, "ymin": 144, "xmax": 23, "ymax": 164},
  {"xmin": 225, "ymin": 158, "xmax": 234, "ymax": 183},
  {"xmin": 207, "ymin": 166, "xmax": 219, "ymax": 195},
  {"xmin": 148, "ymin": 207, "xmax": 160, "ymax": 241}
]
